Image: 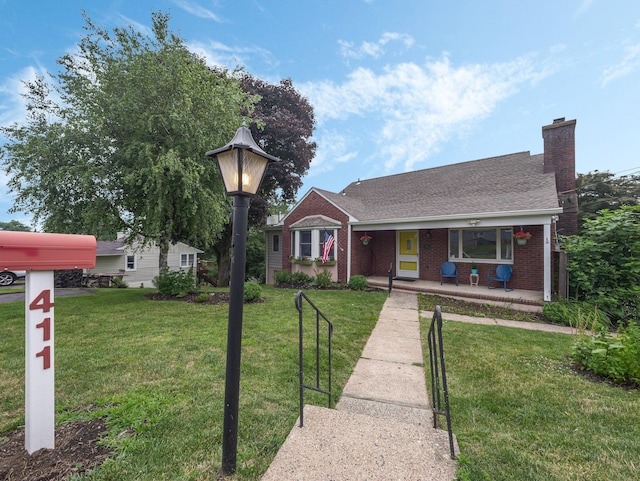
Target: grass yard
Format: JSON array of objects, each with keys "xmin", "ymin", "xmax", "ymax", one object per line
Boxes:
[
  {"xmin": 0, "ymin": 286, "xmax": 388, "ymax": 480},
  {"xmin": 4, "ymin": 286, "xmax": 639, "ymax": 480},
  {"xmin": 419, "ymin": 297, "xmax": 640, "ymax": 481}
]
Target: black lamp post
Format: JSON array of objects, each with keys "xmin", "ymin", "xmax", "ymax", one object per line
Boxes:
[{"xmin": 206, "ymin": 125, "xmax": 279, "ymax": 475}]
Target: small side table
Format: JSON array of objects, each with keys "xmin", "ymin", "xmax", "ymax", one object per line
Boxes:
[{"xmin": 469, "ymin": 273, "xmax": 479, "ymax": 286}]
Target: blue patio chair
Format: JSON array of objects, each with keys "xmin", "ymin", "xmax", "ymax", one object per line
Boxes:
[
  {"xmin": 487, "ymin": 264, "xmax": 513, "ymax": 291},
  {"xmin": 440, "ymin": 261, "xmax": 458, "ymax": 286}
]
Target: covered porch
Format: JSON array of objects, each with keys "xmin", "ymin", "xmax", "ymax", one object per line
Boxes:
[{"xmin": 366, "ymin": 276, "xmax": 544, "ymax": 311}]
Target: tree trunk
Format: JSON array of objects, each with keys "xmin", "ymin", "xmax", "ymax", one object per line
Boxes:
[
  {"xmin": 216, "ymin": 245, "xmax": 231, "ymax": 287},
  {"xmin": 158, "ymin": 234, "xmax": 170, "ymax": 271},
  {"xmin": 213, "ymin": 222, "xmax": 233, "ymax": 287}
]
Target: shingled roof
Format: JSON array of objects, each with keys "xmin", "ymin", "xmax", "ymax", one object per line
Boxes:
[
  {"xmin": 314, "ymin": 151, "xmax": 560, "ymax": 222},
  {"xmin": 96, "ymin": 240, "xmax": 125, "ymax": 256}
]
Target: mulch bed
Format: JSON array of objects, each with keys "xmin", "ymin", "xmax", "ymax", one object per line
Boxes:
[
  {"xmin": 146, "ymin": 291, "xmax": 231, "ymax": 304},
  {"xmin": 145, "ymin": 291, "xmax": 265, "ymax": 304},
  {"xmin": 0, "ymin": 418, "xmax": 113, "ymax": 481}
]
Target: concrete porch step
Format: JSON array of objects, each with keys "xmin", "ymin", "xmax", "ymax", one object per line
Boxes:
[{"xmin": 367, "ymin": 276, "xmax": 544, "ymax": 309}]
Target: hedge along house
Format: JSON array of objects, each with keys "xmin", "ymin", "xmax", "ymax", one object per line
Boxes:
[{"xmin": 266, "ymin": 118, "xmax": 578, "ymax": 302}]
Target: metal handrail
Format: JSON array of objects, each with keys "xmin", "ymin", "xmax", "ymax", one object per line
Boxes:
[
  {"xmin": 295, "ymin": 290, "xmax": 333, "ymax": 428},
  {"xmin": 427, "ymin": 305, "xmax": 455, "ymax": 459}
]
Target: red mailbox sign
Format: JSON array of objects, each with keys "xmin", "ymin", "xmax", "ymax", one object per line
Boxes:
[
  {"xmin": 0, "ymin": 231, "xmax": 96, "ymax": 271},
  {"xmin": 0, "ymin": 231, "xmax": 96, "ymax": 454}
]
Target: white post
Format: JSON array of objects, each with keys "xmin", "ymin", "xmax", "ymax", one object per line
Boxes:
[
  {"xmin": 543, "ymin": 223, "xmax": 552, "ymax": 302},
  {"xmin": 25, "ymin": 270, "xmax": 55, "ymax": 454}
]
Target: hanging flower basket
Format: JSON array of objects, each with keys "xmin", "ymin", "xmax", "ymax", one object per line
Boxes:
[
  {"xmin": 513, "ymin": 231, "xmax": 532, "ymax": 245},
  {"xmin": 360, "ymin": 235, "xmax": 372, "ymax": 245}
]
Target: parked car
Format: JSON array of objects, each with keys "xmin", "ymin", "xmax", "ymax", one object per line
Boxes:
[{"xmin": 0, "ymin": 270, "xmax": 26, "ymax": 286}]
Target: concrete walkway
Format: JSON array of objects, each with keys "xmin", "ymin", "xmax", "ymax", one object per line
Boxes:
[
  {"xmin": 428, "ymin": 311, "xmax": 577, "ymax": 335},
  {"xmin": 0, "ymin": 288, "xmax": 97, "ymax": 303},
  {"xmin": 261, "ymin": 291, "xmax": 458, "ymax": 481}
]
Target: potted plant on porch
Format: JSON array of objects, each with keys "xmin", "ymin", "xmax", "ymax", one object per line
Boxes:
[
  {"xmin": 360, "ymin": 234, "xmax": 372, "ymax": 245},
  {"xmin": 513, "ymin": 230, "xmax": 532, "ymax": 246},
  {"xmin": 471, "ymin": 262, "xmax": 478, "ymax": 275}
]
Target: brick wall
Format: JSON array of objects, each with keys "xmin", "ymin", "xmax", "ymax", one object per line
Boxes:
[
  {"xmin": 543, "ymin": 118, "xmax": 578, "ymax": 236},
  {"xmin": 283, "ymin": 191, "xmax": 349, "ymax": 282},
  {"xmin": 420, "ymin": 225, "xmax": 544, "ymax": 291},
  {"xmin": 353, "ymin": 230, "xmax": 395, "ymax": 277}
]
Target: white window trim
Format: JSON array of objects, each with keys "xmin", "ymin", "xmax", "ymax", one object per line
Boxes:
[
  {"xmin": 448, "ymin": 228, "xmax": 513, "ymax": 263},
  {"xmin": 125, "ymin": 254, "xmax": 137, "ymax": 271},
  {"xmin": 180, "ymin": 253, "xmax": 195, "ymax": 268},
  {"xmin": 272, "ymin": 234, "xmax": 280, "ymax": 253},
  {"xmin": 291, "ymin": 228, "xmax": 337, "ymax": 260}
]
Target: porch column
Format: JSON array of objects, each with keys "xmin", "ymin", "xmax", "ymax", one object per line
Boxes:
[
  {"xmin": 544, "ymin": 223, "xmax": 551, "ymax": 301},
  {"xmin": 347, "ymin": 224, "xmax": 352, "ymax": 280}
]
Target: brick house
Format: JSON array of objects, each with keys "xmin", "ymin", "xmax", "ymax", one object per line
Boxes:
[{"xmin": 265, "ymin": 118, "xmax": 578, "ymax": 301}]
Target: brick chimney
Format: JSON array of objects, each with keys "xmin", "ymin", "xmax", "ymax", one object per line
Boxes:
[{"xmin": 542, "ymin": 118, "xmax": 578, "ymax": 236}]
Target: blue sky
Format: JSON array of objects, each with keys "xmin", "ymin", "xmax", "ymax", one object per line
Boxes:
[{"xmin": 1, "ymin": 0, "xmax": 639, "ymax": 226}]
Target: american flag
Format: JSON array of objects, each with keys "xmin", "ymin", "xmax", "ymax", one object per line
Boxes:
[{"xmin": 321, "ymin": 229, "xmax": 335, "ymax": 264}]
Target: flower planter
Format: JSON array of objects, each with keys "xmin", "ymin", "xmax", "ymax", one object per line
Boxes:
[
  {"xmin": 471, "ymin": 268, "xmax": 478, "ymax": 275},
  {"xmin": 319, "ymin": 260, "xmax": 336, "ymax": 266},
  {"xmin": 289, "ymin": 258, "xmax": 313, "ymax": 265},
  {"xmin": 513, "ymin": 231, "xmax": 532, "ymax": 245}
]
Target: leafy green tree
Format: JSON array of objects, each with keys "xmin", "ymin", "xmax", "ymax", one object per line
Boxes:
[
  {"xmin": 0, "ymin": 220, "xmax": 31, "ymax": 231},
  {"xmin": 1, "ymin": 11, "xmax": 253, "ymax": 266},
  {"xmin": 577, "ymin": 171, "xmax": 640, "ymax": 231},
  {"xmin": 562, "ymin": 205, "xmax": 640, "ymax": 322},
  {"xmin": 245, "ymin": 227, "xmax": 266, "ymax": 283},
  {"xmin": 210, "ymin": 73, "xmax": 316, "ymax": 286}
]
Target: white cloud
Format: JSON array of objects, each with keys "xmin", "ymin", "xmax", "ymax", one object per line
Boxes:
[
  {"xmin": 0, "ymin": 65, "xmax": 47, "ymax": 127},
  {"xmin": 339, "ymin": 32, "xmax": 414, "ymax": 60},
  {"xmin": 575, "ymin": 0, "xmax": 596, "ymax": 16},
  {"xmin": 600, "ymin": 43, "xmax": 640, "ymax": 86},
  {"xmin": 170, "ymin": 0, "xmax": 224, "ymax": 22},
  {"xmin": 116, "ymin": 14, "xmax": 154, "ymax": 37},
  {"xmin": 300, "ymin": 53, "xmax": 541, "ymax": 173},
  {"xmin": 308, "ymin": 130, "xmax": 358, "ymax": 176},
  {"xmin": 188, "ymin": 39, "xmax": 277, "ymax": 70}
]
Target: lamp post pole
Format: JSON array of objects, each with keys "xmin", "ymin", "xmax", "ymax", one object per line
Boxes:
[
  {"xmin": 222, "ymin": 192, "xmax": 249, "ymax": 474},
  {"xmin": 207, "ymin": 125, "xmax": 279, "ymax": 476}
]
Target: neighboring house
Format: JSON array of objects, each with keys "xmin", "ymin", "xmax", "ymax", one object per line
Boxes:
[
  {"xmin": 90, "ymin": 233, "xmax": 203, "ymax": 287},
  {"xmin": 265, "ymin": 213, "xmax": 285, "ymax": 285},
  {"xmin": 266, "ymin": 118, "xmax": 579, "ymax": 301}
]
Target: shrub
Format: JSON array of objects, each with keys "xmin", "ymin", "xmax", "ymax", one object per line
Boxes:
[
  {"xmin": 572, "ymin": 320, "xmax": 640, "ymax": 386},
  {"xmin": 195, "ymin": 292, "xmax": 210, "ymax": 303},
  {"xmin": 274, "ymin": 270, "xmax": 292, "ymax": 286},
  {"xmin": 348, "ymin": 275, "xmax": 368, "ymax": 290},
  {"xmin": 290, "ymin": 271, "xmax": 313, "ymax": 287},
  {"xmin": 111, "ymin": 277, "xmax": 129, "ymax": 288},
  {"xmin": 314, "ymin": 269, "xmax": 334, "ymax": 288},
  {"xmin": 561, "ymin": 205, "xmax": 640, "ymax": 322},
  {"xmin": 542, "ymin": 300, "xmax": 610, "ymax": 328},
  {"xmin": 273, "ymin": 270, "xmax": 313, "ymax": 287},
  {"xmin": 152, "ymin": 269, "xmax": 195, "ymax": 297},
  {"xmin": 244, "ymin": 282, "xmax": 262, "ymax": 302}
]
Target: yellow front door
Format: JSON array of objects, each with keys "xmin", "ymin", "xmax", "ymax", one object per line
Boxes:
[{"xmin": 397, "ymin": 231, "xmax": 419, "ymax": 279}]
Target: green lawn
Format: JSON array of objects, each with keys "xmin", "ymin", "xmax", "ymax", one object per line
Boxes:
[
  {"xmin": 419, "ymin": 309, "xmax": 640, "ymax": 481},
  {"xmin": 4, "ymin": 287, "xmax": 639, "ymax": 480},
  {"xmin": 1, "ymin": 287, "xmax": 387, "ymax": 480}
]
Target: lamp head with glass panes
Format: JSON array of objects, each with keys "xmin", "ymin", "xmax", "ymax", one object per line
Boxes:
[{"xmin": 206, "ymin": 125, "xmax": 279, "ymax": 196}]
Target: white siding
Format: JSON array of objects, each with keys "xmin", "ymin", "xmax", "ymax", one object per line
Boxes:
[
  {"xmin": 265, "ymin": 230, "xmax": 283, "ymax": 285},
  {"xmin": 266, "ymin": 232, "xmax": 282, "ymax": 269},
  {"xmin": 89, "ymin": 240, "xmax": 202, "ymax": 287},
  {"xmin": 93, "ymin": 256, "xmax": 123, "ymax": 274}
]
